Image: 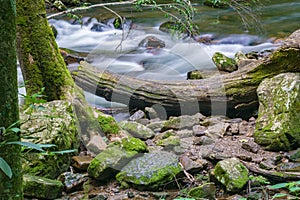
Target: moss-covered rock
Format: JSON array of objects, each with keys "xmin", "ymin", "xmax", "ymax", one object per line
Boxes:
[
  {"xmin": 116, "ymin": 151, "xmax": 182, "ymax": 190},
  {"xmin": 21, "ymin": 100, "xmax": 79, "ymax": 178},
  {"xmin": 161, "ymin": 114, "xmax": 203, "ymax": 132},
  {"xmin": 254, "ymin": 73, "xmax": 300, "ymax": 151},
  {"xmin": 98, "ymin": 113, "xmax": 120, "ymax": 135},
  {"xmin": 188, "ymin": 182, "xmax": 216, "ymax": 199},
  {"xmin": 187, "ymin": 70, "xmax": 204, "ymax": 80},
  {"xmin": 212, "ymin": 52, "xmax": 238, "ymax": 72},
  {"xmin": 213, "ymin": 157, "xmax": 249, "ymax": 192},
  {"xmin": 23, "ymin": 174, "xmax": 64, "ymax": 199},
  {"xmin": 119, "ymin": 121, "xmax": 155, "ymax": 140},
  {"xmin": 88, "ymin": 137, "xmax": 148, "ymax": 180}
]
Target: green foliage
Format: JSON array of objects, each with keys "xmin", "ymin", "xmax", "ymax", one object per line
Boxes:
[{"xmin": 269, "ymin": 181, "xmax": 300, "ymax": 198}]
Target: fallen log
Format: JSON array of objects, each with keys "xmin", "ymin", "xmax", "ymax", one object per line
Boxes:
[{"xmin": 71, "ymin": 30, "xmax": 300, "ymax": 118}]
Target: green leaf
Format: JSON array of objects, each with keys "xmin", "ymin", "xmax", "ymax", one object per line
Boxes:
[
  {"xmin": 0, "ymin": 157, "xmax": 12, "ymax": 178},
  {"xmin": 269, "ymin": 182, "xmax": 288, "ymax": 189},
  {"xmin": 36, "ymin": 144, "xmax": 56, "ymax": 148},
  {"xmin": 8, "ymin": 127, "xmax": 20, "ymax": 133},
  {"xmin": 272, "ymin": 193, "xmax": 287, "ymax": 198},
  {"xmin": 289, "ymin": 186, "xmax": 300, "ymax": 192},
  {"xmin": 6, "ymin": 141, "xmax": 45, "ymax": 151}
]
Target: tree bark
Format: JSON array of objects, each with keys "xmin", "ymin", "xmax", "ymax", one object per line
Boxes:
[
  {"xmin": 16, "ymin": 0, "xmax": 74, "ymax": 101},
  {"xmin": 72, "ymin": 32, "xmax": 300, "ymax": 118},
  {"xmin": 0, "ymin": 0, "xmax": 23, "ymax": 199}
]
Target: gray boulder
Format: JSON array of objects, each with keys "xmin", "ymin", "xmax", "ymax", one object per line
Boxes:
[
  {"xmin": 119, "ymin": 121, "xmax": 155, "ymax": 140},
  {"xmin": 254, "ymin": 73, "xmax": 300, "ymax": 151},
  {"xmin": 88, "ymin": 137, "xmax": 148, "ymax": 180},
  {"xmin": 116, "ymin": 151, "xmax": 182, "ymax": 189}
]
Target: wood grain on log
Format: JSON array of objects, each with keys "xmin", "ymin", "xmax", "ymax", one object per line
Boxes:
[{"xmin": 71, "ymin": 31, "xmax": 300, "ymax": 118}]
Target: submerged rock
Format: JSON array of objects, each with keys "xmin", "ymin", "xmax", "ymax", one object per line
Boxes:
[
  {"xmin": 138, "ymin": 36, "xmax": 166, "ymax": 49},
  {"xmin": 116, "ymin": 151, "xmax": 182, "ymax": 189},
  {"xmin": 212, "ymin": 52, "xmax": 238, "ymax": 72},
  {"xmin": 23, "ymin": 174, "xmax": 64, "ymax": 199},
  {"xmin": 254, "ymin": 73, "xmax": 300, "ymax": 151},
  {"xmin": 213, "ymin": 157, "xmax": 249, "ymax": 192}
]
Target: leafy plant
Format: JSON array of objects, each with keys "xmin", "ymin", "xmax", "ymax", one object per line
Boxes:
[{"xmin": 268, "ymin": 181, "xmax": 300, "ymax": 199}]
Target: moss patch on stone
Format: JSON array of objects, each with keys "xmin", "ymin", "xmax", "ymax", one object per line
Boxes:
[{"xmin": 98, "ymin": 113, "xmax": 120, "ymax": 135}]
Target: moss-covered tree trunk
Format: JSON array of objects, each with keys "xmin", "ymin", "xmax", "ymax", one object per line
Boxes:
[
  {"xmin": 0, "ymin": 0, "xmax": 23, "ymax": 199},
  {"xmin": 16, "ymin": 0, "xmax": 74, "ymax": 101}
]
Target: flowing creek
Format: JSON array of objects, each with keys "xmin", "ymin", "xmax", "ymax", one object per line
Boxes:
[{"xmin": 21, "ymin": 0, "xmax": 300, "ymax": 119}]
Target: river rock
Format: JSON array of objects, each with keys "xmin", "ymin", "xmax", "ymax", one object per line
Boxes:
[
  {"xmin": 254, "ymin": 73, "xmax": 300, "ymax": 151},
  {"xmin": 23, "ymin": 174, "xmax": 64, "ymax": 199},
  {"xmin": 188, "ymin": 182, "xmax": 216, "ymax": 199},
  {"xmin": 88, "ymin": 137, "xmax": 147, "ymax": 180},
  {"xmin": 212, "ymin": 52, "xmax": 238, "ymax": 72},
  {"xmin": 72, "ymin": 155, "xmax": 93, "ymax": 171},
  {"xmin": 21, "ymin": 100, "xmax": 79, "ymax": 178},
  {"xmin": 213, "ymin": 157, "xmax": 249, "ymax": 192},
  {"xmin": 116, "ymin": 151, "xmax": 182, "ymax": 189},
  {"xmin": 119, "ymin": 121, "xmax": 155, "ymax": 140},
  {"xmin": 138, "ymin": 36, "xmax": 166, "ymax": 49},
  {"xmin": 161, "ymin": 113, "xmax": 204, "ymax": 132}
]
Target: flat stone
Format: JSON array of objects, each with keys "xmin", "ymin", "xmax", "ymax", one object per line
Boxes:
[{"xmin": 72, "ymin": 155, "xmax": 93, "ymax": 171}]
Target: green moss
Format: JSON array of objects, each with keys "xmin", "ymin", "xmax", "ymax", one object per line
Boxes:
[
  {"xmin": 23, "ymin": 174, "xmax": 63, "ymax": 199},
  {"xmin": 98, "ymin": 114, "xmax": 120, "ymax": 135},
  {"xmin": 120, "ymin": 137, "xmax": 148, "ymax": 153}
]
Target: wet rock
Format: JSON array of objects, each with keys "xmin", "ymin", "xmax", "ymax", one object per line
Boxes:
[
  {"xmin": 188, "ymin": 182, "xmax": 216, "ymax": 199},
  {"xmin": 213, "ymin": 157, "xmax": 249, "ymax": 192},
  {"xmin": 138, "ymin": 36, "xmax": 165, "ymax": 49},
  {"xmin": 88, "ymin": 138, "xmax": 147, "ymax": 180},
  {"xmin": 23, "ymin": 174, "xmax": 64, "ymax": 199},
  {"xmin": 212, "ymin": 52, "xmax": 238, "ymax": 72},
  {"xmin": 72, "ymin": 155, "xmax": 93, "ymax": 171},
  {"xmin": 91, "ymin": 22, "xmax": 109, "ymax": 32},
  {"xmin": 119, "ymin": 121, "xmax": 155, "ymax": 140},
  {"xmin": 159, "ymin": 21, "xmax": 180, "ymax": 33},
  {"xmin": 187, "ymin": 70, "xmax": 204, "ymax": 80},
  {"xmin": 21, "ymin": 100, "xmax": 79, "ymax": 178},
  {"xmin": 254, "ymin": 73, "xmax": 300, "ymax": 151},
  {"xmin": 234, "ymin": 51, "xmax": 256, "ymax": 68},
  {"xmin": 116, "ymin": 151, "xmax": 182, "ymax": 189},
  {"xmin": 58, "ymin": 172, "xmax": 88, "ymax": 192},
  {"xmin": 98, "ymin": 113, "xmax": 120, "ymax": 136},
  {"xmin": 51, "ymin": 25, "xmax": 58, "ymax": 38}
]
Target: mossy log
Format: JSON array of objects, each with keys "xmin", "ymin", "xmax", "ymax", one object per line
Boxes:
[{"xmin": 72, "ymin": 30, "xmax": 300, "ymax": 118}]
